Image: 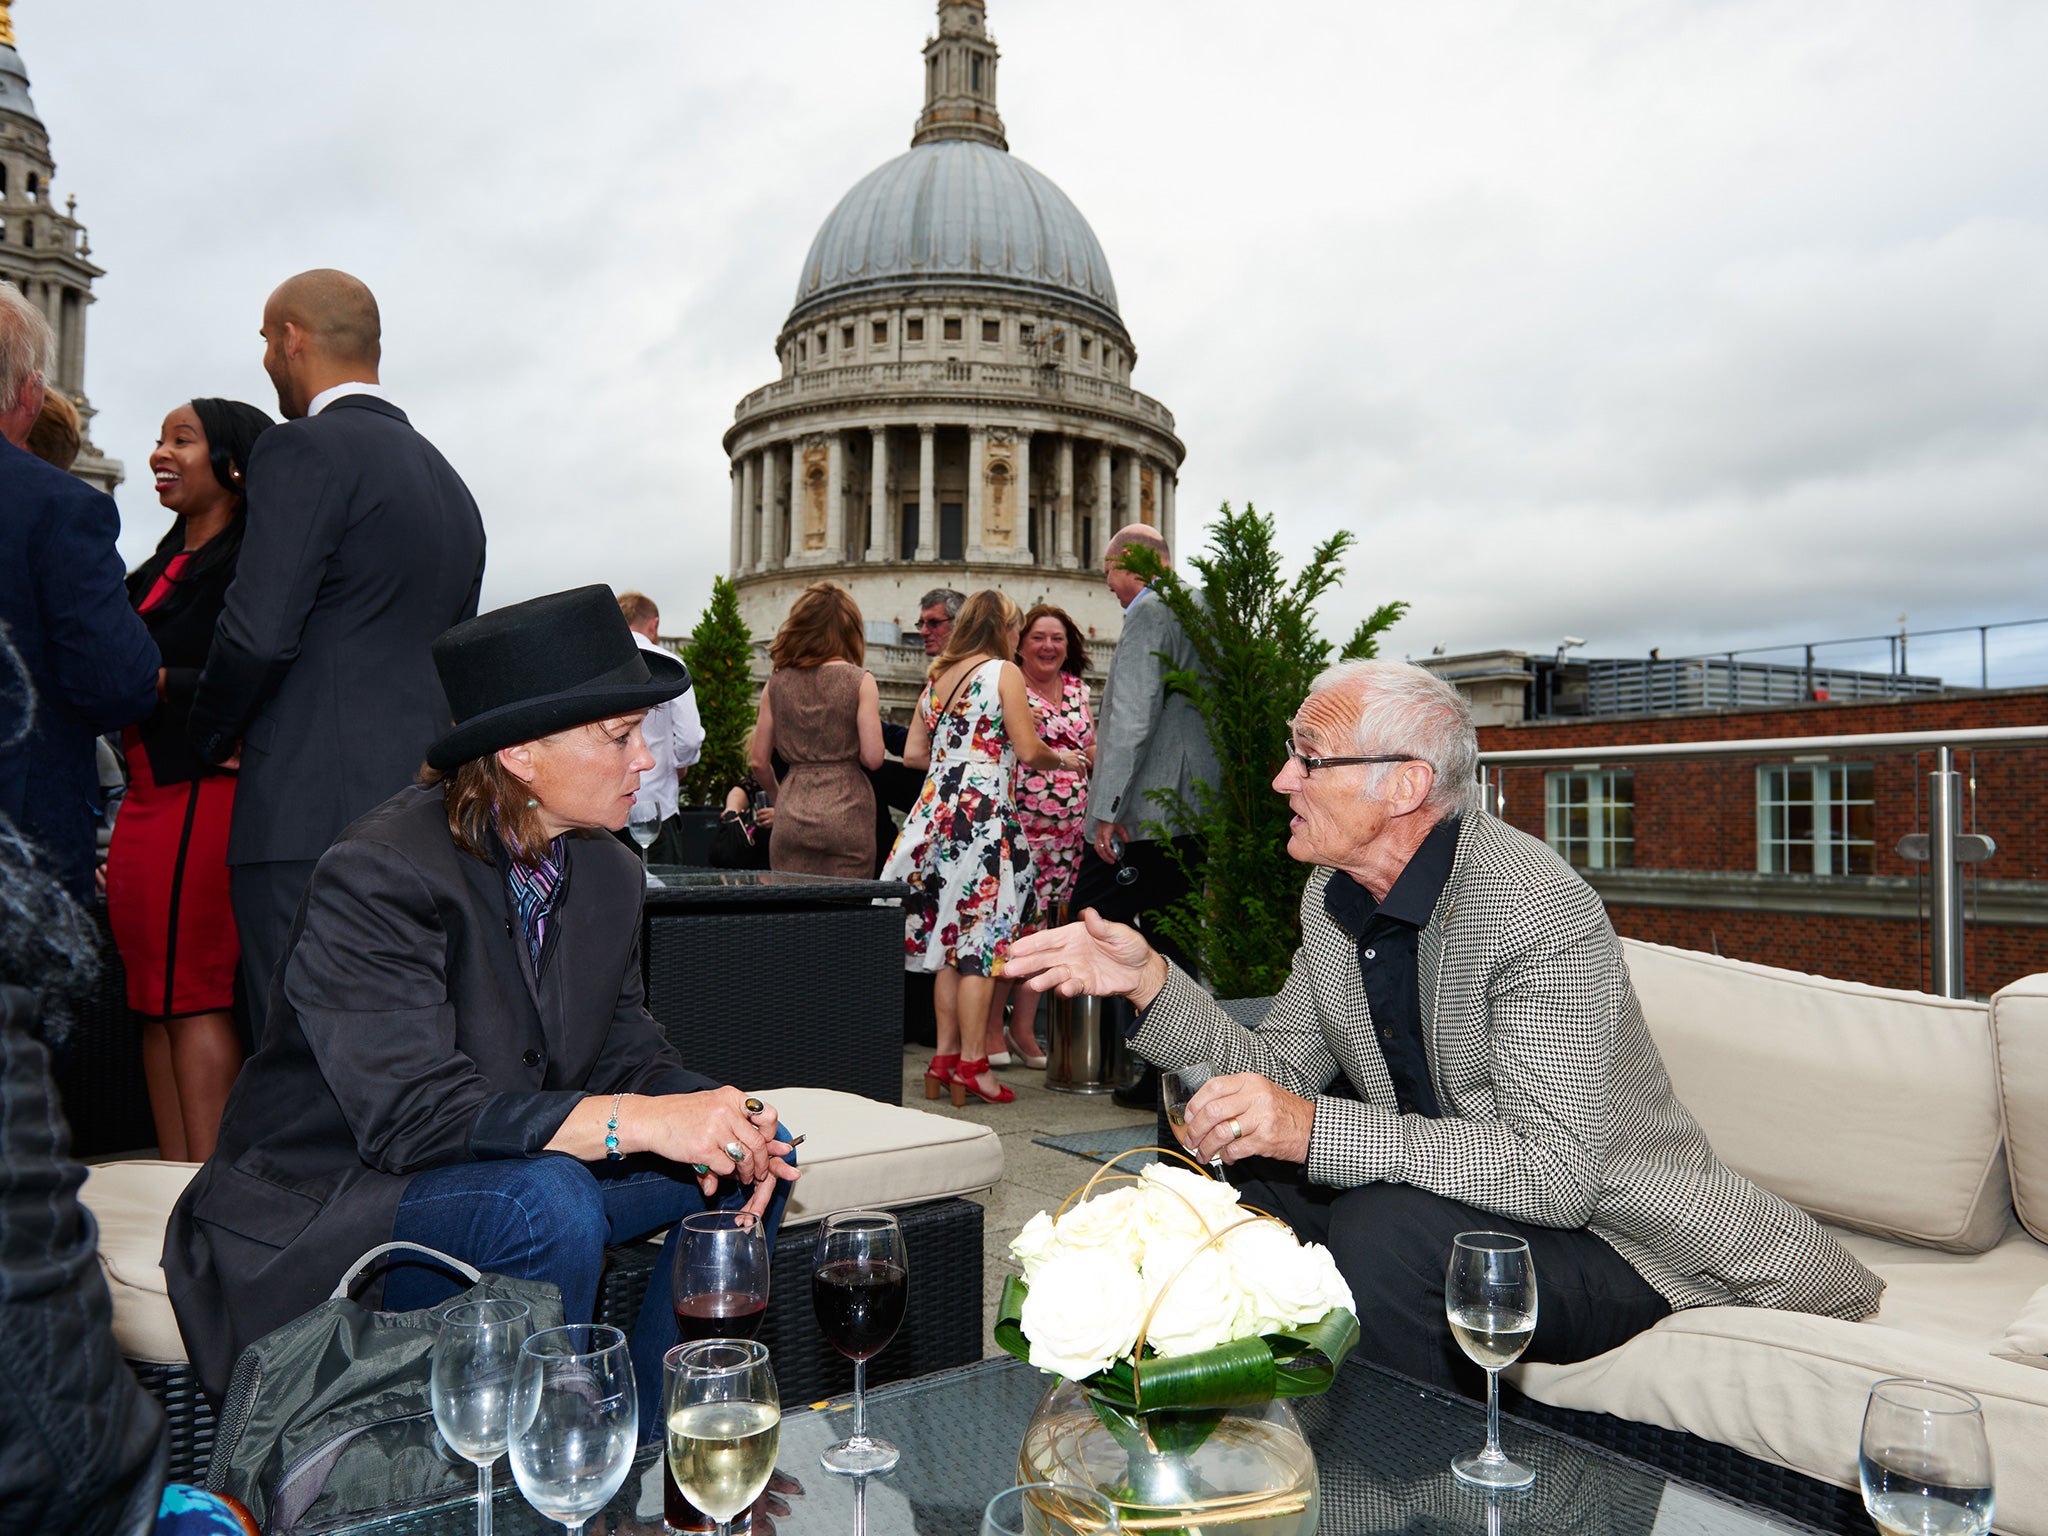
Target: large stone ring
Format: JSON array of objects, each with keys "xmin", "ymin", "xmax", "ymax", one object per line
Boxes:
[
  {"xmin": 723, "ymin": 1140, "xmax": 747, "ymax": 1162},
  {"xmin": 1229, "ymin": 1118, "xmax": 1244, "ymax": 1141},
  {"xmin": 743, "ymin": 1096, "xmax": 765, "ymax": 1115}
]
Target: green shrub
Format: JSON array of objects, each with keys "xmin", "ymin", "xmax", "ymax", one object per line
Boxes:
[{"xmin": 679, "ymin": 576, "xmax": 756, "ymax": 808}]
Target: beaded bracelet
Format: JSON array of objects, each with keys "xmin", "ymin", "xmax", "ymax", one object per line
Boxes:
[{"xmin": 605, "ymin": 1092, "xmax": 624, "ymax": 1160}]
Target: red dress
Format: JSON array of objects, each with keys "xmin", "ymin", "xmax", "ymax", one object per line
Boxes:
[{"xmin": 106, "ymin": 554, "xmax": 240, "ymax": 1018}]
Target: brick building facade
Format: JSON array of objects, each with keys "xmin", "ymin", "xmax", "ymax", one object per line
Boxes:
[{"xmin": 1474, "ymin": 689, "xmax": 2048, "ymax": 997}]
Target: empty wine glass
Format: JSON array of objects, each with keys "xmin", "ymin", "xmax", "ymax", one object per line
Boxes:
[
  {"xmin": 666, "ymin": 1211, "xmax": 773, "ymax": 1530},
  {"xmin": 508, "ymin": 1323, "xmax": 638, "ymax": 1536},
  {"xmin": 1860, "ymin": 1378, "xmax": 1995, "ymax": 1536},
  {"xmin": 1106, "ymin": 834, "xmax": 1139, "ymax": 887},
  {"xmin": 431, "ymin": 1298, "xmax": 532, "ymax": 1536},
  {"xmin": 665, "ymin": 1339, "xmax": 781, "ymax": 1536},
  {"xmin": 982, "ymin": 1481, "xmax": 1121, "ymax": 1536},
  {"xmin": 812, "ymin": 1209, "xmax": 908, "ymax": 1474},
  {"xmin": 1161, "ymin": 1063, "xmax": 1222, "ymax": 1170},
  {"xmin": 1446, "ymin": 1232, "xmax": 1538, "ymax": 1489}
]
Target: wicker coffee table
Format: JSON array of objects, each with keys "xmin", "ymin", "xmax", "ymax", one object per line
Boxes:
[{"xmin": 314, "ymin": 1353, "xmax": 1838, "ymax": 1535}]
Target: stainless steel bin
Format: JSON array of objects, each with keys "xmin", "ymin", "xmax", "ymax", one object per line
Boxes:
[{"xmin": 1043, "ymin": 991, "xmax": 1141, "ymax": 1095}]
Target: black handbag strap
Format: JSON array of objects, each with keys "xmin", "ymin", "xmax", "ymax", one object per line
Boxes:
[{"xmin": 330, "ymin": 1241, "xmax": 481, "ymax": 1300}]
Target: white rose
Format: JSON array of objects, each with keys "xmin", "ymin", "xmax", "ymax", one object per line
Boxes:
[
  {"xmin": 1139, "ymin": 1237, "xmax": 1251, "ymax": 1357},
  {"xmin": 1226, "ymin": 1220, "xmax": 1355, "ymax": 1331},
  {"xmin": 1139, "ymin": 1164, "xmax": 1243, "ymax": 1244},
  {"xmin": 1020, "ymin": 1246, "xmax": 1146, "ymax": 1380},
  {"xmin": 1009, "ymin": 1210, "xmax": 1060, "ymax": 1285},
  {"xmin": 1051, "ymin": 1185, "xmax": 1147, "ymax": 1267}
]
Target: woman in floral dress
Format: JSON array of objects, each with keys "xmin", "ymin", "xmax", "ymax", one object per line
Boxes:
[
  {"xmin": 988, "ymin": 605, "xmax": 1095, "ymax": 1068},
  {"xmin": 882, "ymin": 590, "xmax": 1085, "ymax": 1108}
]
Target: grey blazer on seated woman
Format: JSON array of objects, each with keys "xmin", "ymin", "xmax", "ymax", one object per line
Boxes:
[{"xmin": 164, "ymin": 781, "xmax": 715, "ymax": 1399}]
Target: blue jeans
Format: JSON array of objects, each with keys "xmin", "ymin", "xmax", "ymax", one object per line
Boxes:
[{"xmin": 385, "ymin": 1145, "xmax": 793, "ymax": 1436}]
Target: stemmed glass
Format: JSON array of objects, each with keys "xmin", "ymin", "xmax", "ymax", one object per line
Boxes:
[
  {"xmin": 628, "ymin": 801, "xmax": 663, "ymax": 886},
  {"xmin": 507, "ymin": 1323, "xmax": 638, "ymax": 1536},
  {"xmin": 982, "ymin": 1482, "xmax": 1121, "ymax": 1535},
  {"xmin": 1161, "ymin": 1063, "xmax": 1223, "ymax": 1172},
  {"xmin": 430, "ymin": 1298, "xmax": 532, "ymax": 1536},
  {"xmin": 666, "ymin": 1211, "xmax": 773, "ymax": 1531},
  {"xmin": 1859, "ymin": 1378, "xmax": 1995, "ymax": 1536},
  {"xmin": 1446, "ymin": 1232, "xmax": 1538, "ymax": 1489},
  {"xmin": 811, "ymin": 1209, "xmax": 909, "ymax": 1474},
  {"xmin": 666, "ymin": 1339, "xmax": 781, "ymax": 1536}
]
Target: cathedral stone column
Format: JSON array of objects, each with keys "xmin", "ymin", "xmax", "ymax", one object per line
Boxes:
[
  {"xmin": 740, "ymin": 454, "xmax": 759, "ymax": 575},
  {"xmin": 868, "ymin": 426, "xmax": 890, "ymax": 561},
  {"xmin": 916, "ymin": 422, "xmax": 937, "ymax": 560},
  {"xmin": 1014, "ymin": 428, "xmax": 1033, "ymax": 564},
  {"xmin": 824, "ymin": 431, "xmax": 846, "ymax": 563},
  {"xmin": 1161, "ymin": 466, "xmax": 1175, "ymax": 548},
  {"xmin": 786, "ymin": 441, "xmax": 802, "ymax": 566},
  {"xmin": 758, "ymin": 446, "xmax": 782, "ymax": 571},
  {"xmin": 730, "ymin": 466, "xmax": 743, "ymax": 574},
  {"xmin": 1095, "ymin": 441, "xmax": 1114, "ymax": 535},
  {"xmin": 1056, "ymin": 435, "xmax": 1076, "ymax": 568},
  {"xmin": 966, "ymin": 425, "xmax": 987, "ymax": 560},
  {"xmin": 1126, "ymin": 453, "xmax": 1143, "ymax": 531}
]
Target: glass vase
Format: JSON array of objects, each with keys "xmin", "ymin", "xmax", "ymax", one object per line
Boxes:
[{"xmin": 1018, "ymin": 1376, "xmax": 1320, "ymax": 1536}]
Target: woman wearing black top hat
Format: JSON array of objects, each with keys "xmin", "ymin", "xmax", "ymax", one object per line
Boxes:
[{"xmin": 163, "ymin": 586, "xmax": 800, "ymax": 1428}]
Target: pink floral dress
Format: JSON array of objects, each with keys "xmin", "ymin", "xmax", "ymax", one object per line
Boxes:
[
  {"xmin": 882, "ymin": 659, "xmax": 1040, "ymax": 976},
  {"xmin": 1012, "ymin": 671, "xmax": 1093, "ymax": 932}
]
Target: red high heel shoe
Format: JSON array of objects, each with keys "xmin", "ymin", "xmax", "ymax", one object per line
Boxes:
[
  {"xmin": 950, "ymin": 1057, "xmax": 1015, "ymax": 1107},
  {"xmin": 923, "ymin": 1054, "xmax": 959, "ymax": 1100}
]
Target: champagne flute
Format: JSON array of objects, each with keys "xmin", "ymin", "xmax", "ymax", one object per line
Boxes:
[
  {"xmin": 666, "ymin": 1211, "xmax": 773, "ymax": 1532},
  {"xmin": 508, "ymin": 1324, "xmax": 638, "ymax": 1536},
  {"xmin": 1161, "ymin": 1063, "xmax": 1223, "ymax": 1171},
  {"xmin": 666, "ymin": 1339, "xmax": 781, "ymax": 1536},
  {"xmin": 1446, "ymin": 1231, "xmax": 1538, "ymax": 1489},
  {"xmin": 1860, "ymin": 1378, "xmax": 1995, "ymax": 1536},
  {"xmin": 982, "ymin": 1482, "xmax": 1121, "ymax": 1536},
  {"xmin": 811, "ymin": 1209, "xmax": 908, "ymax": 1474},
  {"xmin": 431, "ymin": 1298, "xmax": 532, "ymax": 1536}
]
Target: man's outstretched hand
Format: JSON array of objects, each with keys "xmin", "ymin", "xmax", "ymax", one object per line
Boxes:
[{"xmin": 1006, "ymin": 908, "xmax": 1171, "ymax": 1010}]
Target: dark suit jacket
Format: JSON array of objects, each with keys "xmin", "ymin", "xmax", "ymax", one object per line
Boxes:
[
  {"xmin": 124, "ymin": 518, "xmax": 243, "ymax": 786},
  {"xmin": 163, "ymin": 784, "xmax": 716, "ymax": 1397},
  {"xmin": 187, "ymin": 395, "xmax": 486, "ymax": 864},
  {"xmin": 0, "ymin": 438, "xmax": 161, "ymax": 896}
]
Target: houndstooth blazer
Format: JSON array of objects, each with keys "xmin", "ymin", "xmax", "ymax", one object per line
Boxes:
[{"xmin": 1133, "ymin": 811, "xmax": 1885, "ymax": 1319}]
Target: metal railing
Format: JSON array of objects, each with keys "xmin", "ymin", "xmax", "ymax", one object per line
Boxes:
[
  {"xmin": 1475, "ymin": 725, "xmax": 2048, "ymax": 998},
  {"xmin": 1667, "ymin": 616, "xmax": 2048, "ymax": 695}
]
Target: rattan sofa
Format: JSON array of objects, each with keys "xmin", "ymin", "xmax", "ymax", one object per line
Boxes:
[{"xmin": 82, "ymin": 1085, "xmax": 1002, "ymax": 1484}]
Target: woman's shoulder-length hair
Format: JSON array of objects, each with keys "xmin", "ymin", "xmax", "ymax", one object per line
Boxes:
[
  {"xmin": 770, "ymin": 581, "xmax": 865, "ymax": 670},
  {"xmin": 1017, "ymin": 602, "xmax": 1090, "ymax": 677}
]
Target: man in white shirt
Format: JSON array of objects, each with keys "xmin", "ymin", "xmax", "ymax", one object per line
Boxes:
[{"xmin": 618, "ymin": 591, "xmax": 704, "ymax": 861}]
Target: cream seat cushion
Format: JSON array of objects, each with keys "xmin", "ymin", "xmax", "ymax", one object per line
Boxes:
[
  {"xmin": 1509, "ymin": 1224, "xmax": 2048, "ymax": 1536},
  {"xmin": 1622, "ymin": 939, "xmax": 2008, "ymax": 1253},
  {"xmin": 79, "ymin": 1089, "xmax": 1003, "ymax": 1368},
  {"xmin": 1992, "ymin": 974, "xmax": 2048, "ymax": 1244}
]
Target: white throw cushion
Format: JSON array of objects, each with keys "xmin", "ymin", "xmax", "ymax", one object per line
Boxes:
[
  {"xmin": 1621, "ymin": 939, "xmax": 2009, "ymax": 1254},
  {"xmin": 77, "ymin": 1092, "xmax": 1002, "ymax": 1366},
  {"xmin": 1509, "ymin": 1225, "xmax": 2048, "ymax": 1536},
  {"xmin": 1992, "ymin": 974, "xmax": 2048, "ymax": 1245},
  {"xmin": 2001, "ymin": 1281, "xmax": 2048, "ymax": 1367}
]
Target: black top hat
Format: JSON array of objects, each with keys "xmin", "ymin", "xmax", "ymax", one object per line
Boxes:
[{"xmin": 427, "ymin": 585, "xmax": 690, "ymax": 771}]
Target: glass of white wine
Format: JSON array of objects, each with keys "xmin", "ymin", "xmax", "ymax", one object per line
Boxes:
[
  {"xmin": 666, "ymin": 1338, "xmax": 781, "ymax": 1536},
  {"xmin": 1446, "ymin": 1231, "xmax": 1538, "ymax": 1490},
  {"xmin": 1161, "ymin": 1063, "xmax": 1222, "ymax": 1171},
  {"xmin": 431, "ymin": 1298, "xmax": 532, "ymax": 1536},
  {"xmin": 508, "ymin": 1324, "xmax": 638, "ymax": 1536},
  {"xmin": 1860, "ymin": 1378, "xmax": 1994, "ymax": 1536}
]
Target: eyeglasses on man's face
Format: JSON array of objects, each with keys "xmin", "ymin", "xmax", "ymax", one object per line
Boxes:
[
  {"xmin": 1283, "ymin": 739, "xmax": 1416, "ymax": 776},
  {"xmin": 917, "ymin": 616, "xmax": 950, "ymax": 631}
]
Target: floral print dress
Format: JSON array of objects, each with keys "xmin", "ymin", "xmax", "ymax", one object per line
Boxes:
[
  {"xmin": 1013, "ymin": 671, "xmax": 1094, "ymax": 932},
  {"xmin": 883, "ymin": 658, "xmax": 1039, "ymax": 976}
]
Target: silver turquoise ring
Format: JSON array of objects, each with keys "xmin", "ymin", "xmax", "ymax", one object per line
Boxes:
[{"xmin": 723, "ymin": 1139, "xmax": 746, "ymax": 1162}]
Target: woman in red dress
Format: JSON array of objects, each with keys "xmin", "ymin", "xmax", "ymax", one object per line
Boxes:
[{"xmin": 106, "ymin": 397, "xmax": 272, "ymax": 1161}]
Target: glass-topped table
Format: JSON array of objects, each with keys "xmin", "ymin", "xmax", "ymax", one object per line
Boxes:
[
  {"xmin": 641, "ymin": 865, "xmax": 910, "ymax": 906},
  {"xmin": 318, "ymin": 1354, "xmax": 1825, "ymax": 1536}
]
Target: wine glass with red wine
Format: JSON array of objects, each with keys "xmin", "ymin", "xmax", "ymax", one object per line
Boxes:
[
  {"xmin": 811, "ymin": 1209, "xmax": 908, "ymax": 1475},
  {"xmin": 666, "ymin": 1211, "xmax": 772, "ymax": 1531}
]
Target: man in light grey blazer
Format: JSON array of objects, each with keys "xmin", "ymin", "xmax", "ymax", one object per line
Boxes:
[{"xmin": 1012, "ymin": 659, "xmax": 1882, "ymax": 1393}]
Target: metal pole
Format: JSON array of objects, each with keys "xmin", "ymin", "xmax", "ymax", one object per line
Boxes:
[
  {"xmin": 1981, "ymin": 626, "xmax": 1989, "ymax": 690},
  {"xmin": 1475, "ymin": 767, "xmax": 1504, "ymax": 818},
  {"xmin": 1929, "ymin": 745, "xmax": 1965, "ymax": 998}
]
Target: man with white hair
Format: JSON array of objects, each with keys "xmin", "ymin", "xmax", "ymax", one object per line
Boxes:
[
  {"xmin": 0, "ymin": 284, "xmax": 159, "ymax": 899},
  {"xmin": 1011, "ymin": 659, "xmax": 1883, "ymax": 1391}
]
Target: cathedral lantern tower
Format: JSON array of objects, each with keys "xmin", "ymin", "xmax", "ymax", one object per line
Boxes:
[
  {"xmin": 0, "ymin": 0, "xmax": 121, "ymax": 493},
  {"xmin": 723, "ymin": 0, "xmax": 1185, "ymax": 713}
]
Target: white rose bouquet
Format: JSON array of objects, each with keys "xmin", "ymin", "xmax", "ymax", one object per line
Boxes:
[{"xmin": 994, "ymin": 1154, "xmax": 1359, "ymax": 1420}]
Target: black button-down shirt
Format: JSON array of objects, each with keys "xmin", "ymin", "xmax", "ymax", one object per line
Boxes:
[{"xmin": 1321, "ymin": 815, "xmax": 1461, "ymax": 1118}]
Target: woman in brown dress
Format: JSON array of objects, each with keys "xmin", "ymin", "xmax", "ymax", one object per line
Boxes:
[{"xmin": 752, "ymin": 582, "xmax": 885, "ymax": 878}]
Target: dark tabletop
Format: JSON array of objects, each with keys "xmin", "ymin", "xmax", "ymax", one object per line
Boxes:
[
  {"xmin": 641, "ymin": 866, "xmax": 911, "ymax": 907},
  {"xmin": 314, "ymin": 1355, "xmax": 1825, "ymax": 1536}
]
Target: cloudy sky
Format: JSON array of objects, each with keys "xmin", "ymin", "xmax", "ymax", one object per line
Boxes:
[{"xmin": 22, "ymin": 1, "xmax": 2048, "ymax": 684}]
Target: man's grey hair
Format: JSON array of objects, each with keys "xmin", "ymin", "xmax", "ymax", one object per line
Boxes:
[
  {"xmin": 1304, "ymin": 659, "xmax": 1479, "ymax": 817},
  {"xmin": 918, "ymin": 588, "xmax": 965, "ymax": 619},
  {"xmin": 0, "ymin": 284, "xmax": 53, "ymax": 407}
]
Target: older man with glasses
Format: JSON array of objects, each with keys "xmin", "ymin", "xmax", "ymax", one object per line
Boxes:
[
  {"xmin": 914, "ymin": 588, "xmax": 964, "ymax": 657},
  {"xmin": 1009, "ymin": 658, "xmax": 1882, "ymax": 1395}
]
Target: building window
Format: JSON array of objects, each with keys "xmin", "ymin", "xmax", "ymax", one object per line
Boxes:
[
  {"xmin": 981, "ymin": 319, "xmax": 1001, "ymax": 344},
  {"xmin": 1080, "ymin": 337, "xmax": 1092, "ymax": 361},
  {"xmin": 943, "ymin": 316, "xmax": 962, "ymax": 341},
  {"xmin": 873, "ymin": 319, "xmax": 887, "ymax": 344},
  {"xmin": 841, "ymin": 325, "xmax": 854, "ymax": 350},
  {"xmin": 1758, "ymin": 762, "xmax": 1875, "ymax": 875},
  {"xmin": 1544, "ymin": 771, "xmax": 1635, "ymax": 871},
  {"xmin": 1020, "ymin": 323, "xmax": 1035, "ymax": 346},
  {"xmin": 900, "ymin": 502, "xmax": 920, "ymax": 560},
  {"xmin": 940, "ymin": 501, "xmax": 965, "ymax": 560},
  {"xmin": 972, "ymin": 54, "xmax": 983, "ymax": 91},
  {"xmin": 906, "ymin": 317, "xmax": 923, "ymax": 342},
  {"xmin": 817, "ymin": 329, "xmax": 827, "ymax": 352},
  {"xmin": 797, "ymin": 339, "xmax": 806, "ymax": 361}
]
